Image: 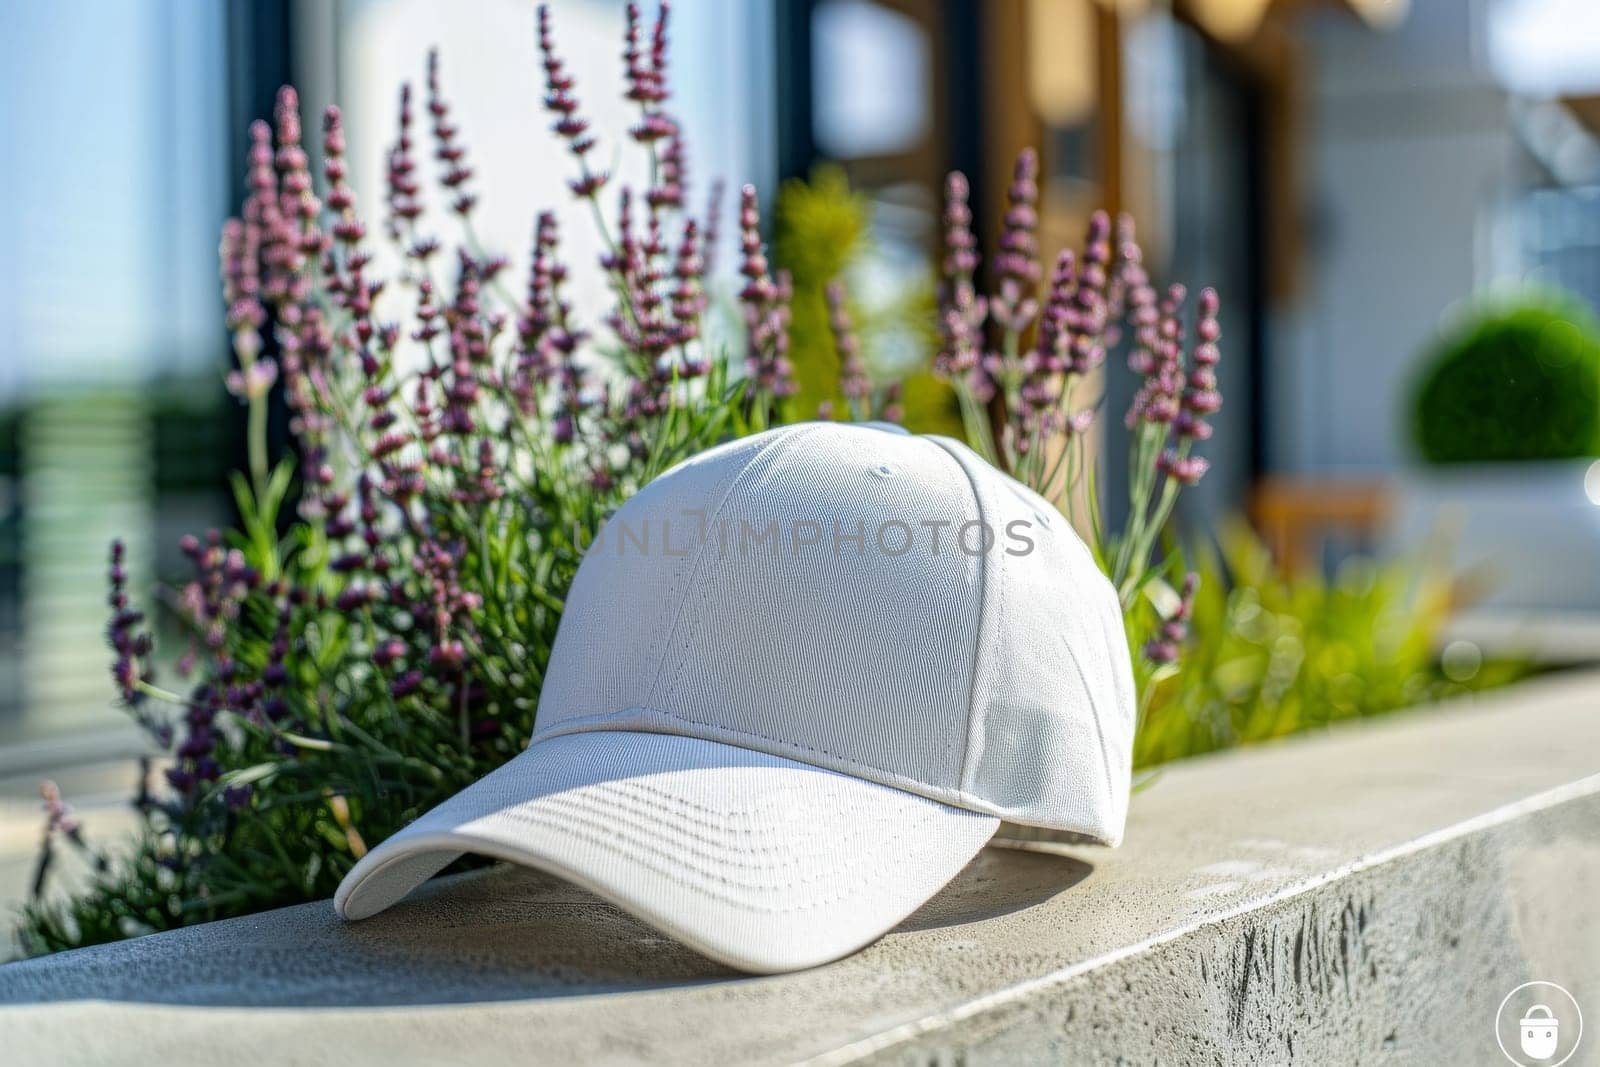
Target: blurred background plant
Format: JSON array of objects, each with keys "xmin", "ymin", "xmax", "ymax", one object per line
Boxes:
[
  {"xmin": 1411, "ymin": 287, "xmax": 1600, "ymax": 464},
  {"xmin": 1393, "ymin": 285, "xmax": 1600, "ymax": 621},
  {"xmin": 773, "ymin": 164, "xmax": 954, "ymax": 433},
  {"xmin": 1133, "ymin": 521, "xmax": 1527, "ymax": 769}
]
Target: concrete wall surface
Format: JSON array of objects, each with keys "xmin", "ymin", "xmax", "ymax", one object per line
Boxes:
[{"xmin": 0, "ymin": 670, "xmax": 1597, "ymax": 1065}]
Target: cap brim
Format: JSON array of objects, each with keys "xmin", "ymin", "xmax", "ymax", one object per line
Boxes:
[{"xmin": 334, "ymin": 730, "xmax": 999, "ymax": 973}]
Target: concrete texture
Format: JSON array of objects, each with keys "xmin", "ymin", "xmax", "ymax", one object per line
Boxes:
[{"xmin": 1, "ymin": 670, "xmax": 1598, "ymax": 1065}]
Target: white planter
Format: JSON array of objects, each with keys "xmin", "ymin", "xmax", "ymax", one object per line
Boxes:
[{"xmin": 1390, "ymin": 460, "xmax": 1600, "ymax": 612}]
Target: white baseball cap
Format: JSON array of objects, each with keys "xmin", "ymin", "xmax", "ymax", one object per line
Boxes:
[{"xmin": 335, "ymin": 421, "xmax": 1135, "ymax": 973}]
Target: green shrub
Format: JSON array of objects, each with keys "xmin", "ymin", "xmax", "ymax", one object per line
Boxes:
[
  {"xmin": 1411, "ymin": 289, "xmax": 1600, "ymax": 463},
  {"xmin": 773, "ymin": 166, "xmax": 870, "ymax": 421},
  {"xmin": 1132, "ymin": 521, "xmax": 1526, "ymax": 769},
  {"xmin": 773, "ymin": 165, "xmax": 957, "ymax": 436}
]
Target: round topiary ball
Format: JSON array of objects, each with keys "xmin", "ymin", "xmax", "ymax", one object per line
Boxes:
[{"xmin": 1411, "ymin": 289, "xmax": 1600, "ymax": 463}]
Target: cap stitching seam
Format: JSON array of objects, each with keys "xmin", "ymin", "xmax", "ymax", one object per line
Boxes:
[
  {"xmin": 1098, "ymin": 588, "xmax": 1136, "ymax": 798},
  {"xmin": 536, "ymin": 710, "xmax": 1023, "ymax": 825},
  {"xmin": 398, "ymin": 800, "xmax": 969, "ymax": 913},
  {"xmin": 657, "ymin": 424, "xmax": 826, "ymax": 707},
  {"xmin": 530, "ymin": 714, "xmax": 1115, "ymax": 842},
  {"xmin": 502, "ymin": 792, "xmax": 931, "ymax": 873},
  {"xmin": 638, "ymin": 426, "xmax": 819, "ymax": 709},
  {"xmin": 1059, "ymin": 631, "xmax": 1117, "ymax": 811},
  {"xmin": 923, "ymin": 435, "xmax": 993, "ymax": 795}
]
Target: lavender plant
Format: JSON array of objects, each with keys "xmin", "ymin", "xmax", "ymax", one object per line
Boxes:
[
  {"xmin": 929, "ymin": 149, "xmax": 1222, "ymax": 712},
  {"xmin": 20, "ymin": 2, "xmax": 789, "ymax": 955},
  {"xmin": 21, "ymin": 5, "xmax": 1224, "ymax": 954}
]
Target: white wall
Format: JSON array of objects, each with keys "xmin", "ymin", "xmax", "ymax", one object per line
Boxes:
[
  {"xmin": 1272, "ymin": 0, "xmax": 1521, "ymax": 473},
  {"xmin": 336, "ymin": 0, "xmax": 775, "ymax": 352}
]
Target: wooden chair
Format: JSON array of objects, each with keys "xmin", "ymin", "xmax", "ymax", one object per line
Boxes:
[{"xmin": 1248, "ymin": 476, "xmax": 1392, "ymax": 574}]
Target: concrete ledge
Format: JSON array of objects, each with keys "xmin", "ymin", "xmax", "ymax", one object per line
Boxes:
[{"xmin": 2, "ymin": 671, "xmax": 1598, "ymax": 1064}]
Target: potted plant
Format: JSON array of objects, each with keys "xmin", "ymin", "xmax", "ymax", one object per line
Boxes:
[{"xmin": 1394, "ymin": 288, "xmax": 1600, "ymax": 614}]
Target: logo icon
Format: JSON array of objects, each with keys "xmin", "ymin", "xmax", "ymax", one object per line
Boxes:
[
  {"xmin": 1497, "ymin": 981, "xmax": 1584, "ymax": 1066},
  {"xmin": 1520, "ymin": 1005, "xmax": 1559, "ymax": 1061}
]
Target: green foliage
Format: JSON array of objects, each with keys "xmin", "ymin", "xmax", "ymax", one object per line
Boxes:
[
  {"xmin": 775, "ymin": 166, "xmax": 867, "ymax": 421},
  {"xmin": 15, "ymin": 367, "xmax": 745, "ymax": 958},
  {"xmin": 1131, "ymin": 521, "xmax": 1526, "ymax": 769},
  {"xmin": 1411, "ymin": 289, "xmax": 1600, "ymax": 463},
  {"xmin": 14, "ymin": 30, "xmax": 764, "ymax": 956},
  {"xmin": 773, "ymin": 165, "xmax": 958, "ymax": 435}
]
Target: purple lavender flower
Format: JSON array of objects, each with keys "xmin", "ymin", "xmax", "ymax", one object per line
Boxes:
[
  {"xmin": 539, "ymin": 4, "xmax": 608, "ymax": 198},
  {"xmin": 1177, "ymin": 287, "xmax": 1223, "ymax": 442},
  {"xmin": 385, "ymin": 84, "xmax": 424, "ymax": 241},
  {"xmin": 224, "ymin": 359, "xmax": 278, "ymax": 401},
  {"xmin": 245, "ymin": 120, "xmax": 287, "ymax": 306},
  {"xmin": 429, "ymin": 639, "xmax": 466, "ymax": 671},
  {"xmin": 1067, "ymin": 211, "xmax": 1112, "ymax": 376},
  {"xmin": 107, "ymin": 541, "xmax": 153, "ymax": 707},
  {"xmin": 1143, "ymin": 573, "xmax": 1198, "ymax": 664},
  {"xmin": 261, "ymin": 600, "xmax": 292, "ymax": 693},
  {"xmin": 1126, "ymin": 284, "xmax": 1188, "ymax": 429},
  {"xmin": 650, "ymin": 131, "xmax": 687, "ymax": 210},
  {"xmin": 513, "ymin": 212, "xmax": 561, "ymax": 411},
  {"xmin": 31, "ymin": 779, "xmax": 108, "ymax": 897},
  {"xmin": 272, "ymin": 87, "xmax": 321, "ymax": 243},
  {"xmin": 321, "ymin": 107, "xmax": 365, "ymax": 248},
  {"xmin": 880, "ymin": 383, "xmax": 904, "ymax": 424},
  {"xmin": 623, "ymin": 3, "xmax": 670, "ymax": 108},
  {"xmin": 826, "ymin": 282, "xmax": 870, "ymax": 419},
  {"xmin": 246, "ymin": 85, "xmax": 347, "ymax": 525},
  {"xmin": 1136, "ymin": 287, "xmax": 1222, "ymax": 491},
  {"xmin": 220, "ymin": 216, "xmax": 265, "ymax": 364},
  {"xmin": 765, "ymin": 270, "xmax": 796, "ymax": 398},
  {"xmin": 322, "ymin": 107, "xmax": 382, "ymax": 384},
  {"xmin": 335, "ymin": 586, "xmax": 371, "ymax": 613},
  {"xmin": 1032, "ymin": 249, "xmax": 1076, "ymax": 379},
  {"xmin": 1014, "ymin": 248, "xmax": 1078, "ymax": 437},
  {"xmin": 391, "ymin": 670, "xmax": 424, "ymax": 699},
  {"xmin": 373, "ymin": 638, "xmax": 407, "ymax": 670},
  {"xmin": 1157, "ymin": 451, "xmax": 1210, "ymax": 486},
  {"xmin": 604, "ymin": 186, "xmax": 689, "ymax": 370},
  {"xmin": 39, "ymin": 781, "xmax": 80, "ymax": 838},
  {"xmin": 624, "ymin": 2, "xmax": 675, "ymax": 148},
  {"xmin": 934, "ymin": 172, "xmax": 989, "ymax": 398},
  {"xmin": 989, "ymin": 149, "xmax": 1041, "ymax": 334},
  {"xmin": 737, "ymin": 185, "xmax": 795, "ymax": 399},
  {"xmin": 669, "ymin": 217, "xmax": 706, "ymax": 348},
  {"xmin": 426, "ymin": 50, "xmax": 477, "ymax": 216},
  {"xmin": 473, "ymin": 437, "xmax": 505, "ymax": 502}
]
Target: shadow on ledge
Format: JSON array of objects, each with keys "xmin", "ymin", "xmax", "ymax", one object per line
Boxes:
[{"xmin": 0, "ymin": 846, "xmax": 1092, "ymax": 1009}]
